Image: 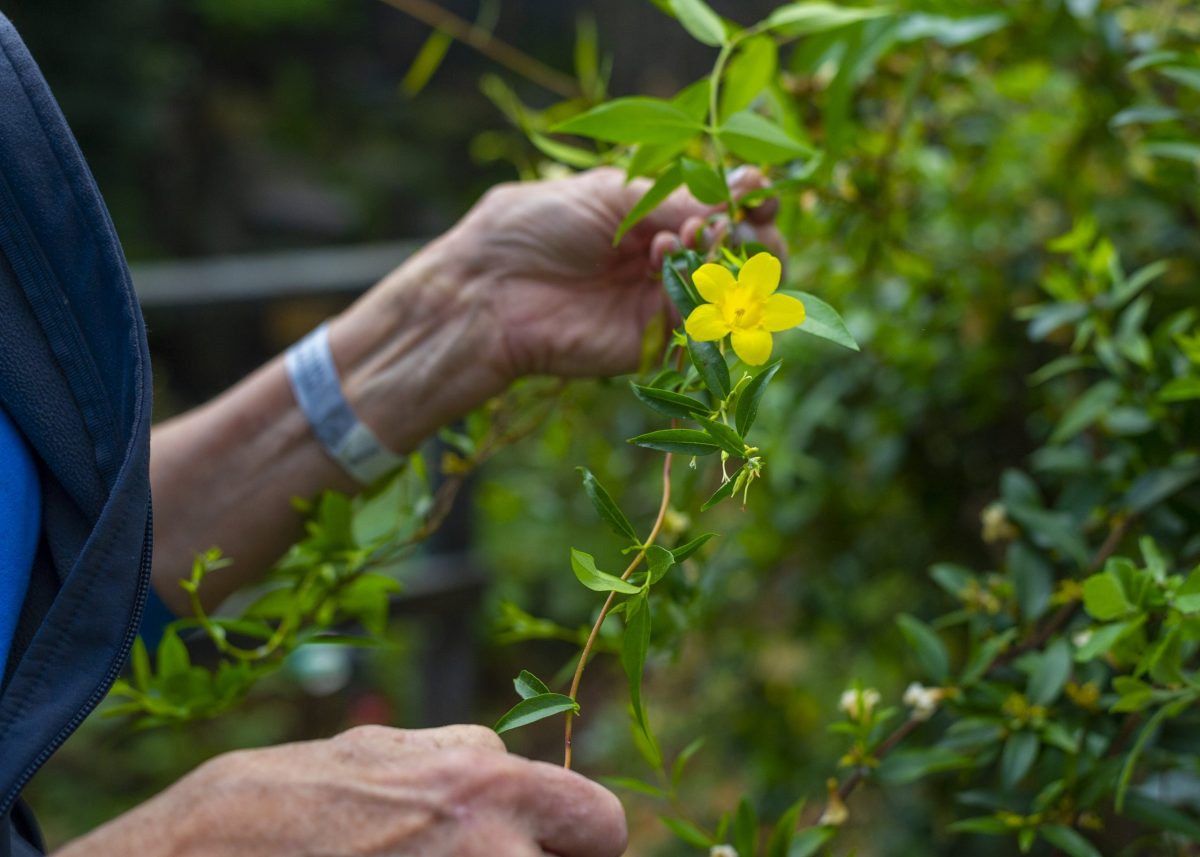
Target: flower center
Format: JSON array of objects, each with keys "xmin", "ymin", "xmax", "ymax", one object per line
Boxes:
[{"xmin": 720, "ymin": 287, "xmax": 763, "ymax": 331}]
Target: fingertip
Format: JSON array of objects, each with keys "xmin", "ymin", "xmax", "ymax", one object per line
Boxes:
[
  {"xmin": 745, "ymin": 195, "xmax": 779, "ymax": 225},
  {"xmin": 649, "ymin": 231, "xmax": 682, "ymax": 271}
]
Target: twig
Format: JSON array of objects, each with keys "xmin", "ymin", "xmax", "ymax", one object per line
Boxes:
[
  {"xmin": 375, "ymin": 0, "xmax": 581, "ymax": 99},
  {"xmin": 563, "ymin": 452, "xmax": 674, "ymax": 769}
]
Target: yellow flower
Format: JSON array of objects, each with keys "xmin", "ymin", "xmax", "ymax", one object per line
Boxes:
[{"xmin": 683, "ymin": 252, "xmax": 805, "ymax": 366}]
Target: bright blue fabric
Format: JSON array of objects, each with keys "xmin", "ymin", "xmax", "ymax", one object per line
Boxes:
[{"xmin": 0, "ymin": 405, "xmax": 39, "ymax": 676}]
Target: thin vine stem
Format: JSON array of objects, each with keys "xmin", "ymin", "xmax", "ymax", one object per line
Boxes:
[{"xmin": 564, "ymin": 451, "xmax": 674, "ymax": 770}]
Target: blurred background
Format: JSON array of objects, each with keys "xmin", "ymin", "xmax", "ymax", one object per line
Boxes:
[{"xmin": 5, "ymin": 0, "xmax": 1199, "ymax": 854}]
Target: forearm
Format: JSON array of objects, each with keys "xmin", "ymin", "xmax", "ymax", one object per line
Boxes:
[{"xmin": 149, "ymin": 229, "xmax": 507, "ymax": 614}]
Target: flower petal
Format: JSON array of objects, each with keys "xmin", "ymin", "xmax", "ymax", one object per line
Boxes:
[
  {"xmin": 761, "ymin": 293, "xmax": 806, "ymax": 332},
  {"xmin": 730, "ymin": 328, "xmax": 773, "ymax": 365},
  {"xmin": 693, "ymin": 264, "xmax": 736, "ymax": 303},
  {"xmin": 739, "ymin": 252, "xmax": 782, "ymax": 297},
  {"xmin": 685, "ymin": 304, "xmax": 730, "ymax": 341}
]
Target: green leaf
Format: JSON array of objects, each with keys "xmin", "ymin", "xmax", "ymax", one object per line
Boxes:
[
  {"xmin": 1050, "ymin": 380, "xmax": 1122, "ymax": 444},
  {"xmin": 660, "ymin": 816, "xmax": 713, "ymax": 847},
  {"xmin": 157, "ymin": 628, "xmax": 190, "ymax": 679},
  {"xmin": 1110, "ymin": 676, "xmax": 1155, "ymax": 713},
  {"xmin": 630, "ymin": 383, "xmax": 711, "ymax": 420},
  {"xmin": 735, "ymin": 359, "xmax": 782, "ymax": 436},
  {"xmin": 1141, "ymin": 141, "xmax": 1200, "ymax": 164},
  {"xmin": 629, "ymin": 428, "xmax": 722, "ymax": 456},
  {"xmin": 401, "ymin": 29, "xmax": 452, "ymax": 96},
  {"xmin": 494, "ymin": 693, "xmax": 579, "ymax": 734},
  {"xmin": 1081, "ymin": 573, "xmax": 1131, "ymax": 621},
  {"xmin": 1123, "ymin": 463, "xmax": 1200, "ymax": 513},
  {"xmin": 1027, "ymin": 639, "xmax": 1072, "ymax": 706},
  {"xmin": 1160, "ymin": 377, "xmax": 1200, "ymax": 403},
  {"xmin": 570, "ymin": 548, "xmax": 643, "ymax": 594},
  {"xmin": 689, "ymin": 338, "xmax": 732, "ymax": 399},
  {"xmin": 1040, "ymin": 825, "xmax": 1101, "ymax": 857},
  {"xmin": 703, "ymin": 468, "xmax": 744, "ymax": 510},
  {"xmin": 553, "ymin": 97, "xmax": 703, "ymax": 145},
  {"xmin": 1000, "ymin": 731, "xmax": 1039, "ymax": 790},
  {"xmin": 720, "ymin": 35, "xmax": 778, "ymax": 119},
  {"xmin": 789, "ymin": 826, "xmax": 836, "ymax": 857},
  {"xmin": 765, "ymin": 797, "xmax": 805, "ymax": 857},
  {"xmin": 601, "ymin": 776, "xmax": 669, "ymax": 799},
  {"xmin": 578, "ymin": 467, "xmax": 639, "ymax": 543},
  {"xmin": 514, "ymin": 670, "xmax": 550, "ymax": 700},
  {"xmin": 663, "ymin": 252, "xmax": 702, "ymax": 316},
  {"xmin": 1008, "ymin": 541, "xmax": 1054, "ymax": 622},
  {"xmin": 529, "ymin": 131, "xmax": 601, "ymax": 169},
  {"xmin": 697, "ymin": 416, "xmax": 746, "ymax": 457},
  {"xmin": 669, "ymin": 0, "xmax": 727, "ymax": 46},
  {"xmin": 781, "ymin": 290, "xmax": 860, "ymax": 350},
  {"xmin": 961, "ymin": 629, "xmax": 1019, "ymax": 684},
  {"xmin": 130, "ymin": 637, "xmax": 151, "ymax": 691},
  {"xmin": 1074, "ymin": 619, "xmax": 1142, "ymax": 662},
  {"xmin": 645, "ymin": 545, "xmax": 675, "ymax": 585},
  {"xmin": 1122, "ymin": 792, "xmax": 1200, "ymax": 841},
  {"xmin": 1175, "ymin": 567, "xmax": 1200, "ymax": 613},
  {"xmin": 733, "ymin": 798, "xmax": 758, "ymax": 857},
  {"xmin": 896, "ymin": 614, "xmax": 950, "ymax": 682},
  {"xmin": 672, "ymin": 532, "xmax": 718, "ymax": 562},
  {"xmin": 718, "ymin": 110, "xmax": 813, "ymax": 164},
  {"xmin": 763, "ymin": 3, "xmax": 891, "ymax": 34},
  {"xmin": 672, "ymin": 736, "xmax": 707, "ymax": 787},
  {"xmin": 622, "ymin": 595, "xmax": 653, "ymax": 733},
  {"xmin": 680, "ymin": 158, "xmax": 729, "ymax": 204},
  {"xmin": 876, "ymin": 748, "xmax": 974, "ymax": 784},
  {"xmin": 615, "ymin": 162, "xmax": 684, "ymax": 244},
  {"xmin": 1160, "ymin": 65, "xmax": 1200, "ymax": 92},
  {"xmin": 947, "ymin": 816, "xmax": 1011, "ymax": 836},
  {"xmin": 893, "ymin": 12, "xmax": 1008, "ymax": 46}
]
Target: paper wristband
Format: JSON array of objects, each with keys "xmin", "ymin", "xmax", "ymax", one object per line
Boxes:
[{"xmin": 284, "ymin": 322, "xmax": 405, "ymax": 485}]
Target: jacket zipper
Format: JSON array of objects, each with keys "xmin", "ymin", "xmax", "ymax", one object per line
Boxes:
[{"xmin": 0, "ymin": 504, "xmax": 153, "ymax": 817}]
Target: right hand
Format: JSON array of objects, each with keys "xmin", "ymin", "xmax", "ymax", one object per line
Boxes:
[{"xmin": 55, "ymin": 725, "xmax": 628, "ymax": 857}]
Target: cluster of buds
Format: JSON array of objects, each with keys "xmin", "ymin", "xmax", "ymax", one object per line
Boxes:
[
  {"xmin": 981, "ymin": 501, "xmax": 1018, "ymax": 543},
  {"xmin": 838, "ymin": 687, "xmax": 881, "ymax": 722},
  {"xmin": 903, "ymin": 682, "xmax": 948, "ymax": 721}
]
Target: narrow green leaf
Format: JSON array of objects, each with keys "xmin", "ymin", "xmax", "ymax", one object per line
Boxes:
[
  {"xmin": 494, "ymin": 693, "xmax": 579, "ymax": 734},
  {"xmin": 1074, "ymin": 619, "xmax": 1142, "ymax": 662},
  {"xmin": 578, "ymin": 467, "xmax": 639, "ymax": 543},
  {"xmin": 896, "ymin": 613, "xmax": 950, "ymax": 682},
  {"xmin": 876, "ymin": 748, "xmax": 974, "ymax": 784},
  {"xmin": 529, "ymin": 131, "xmax": 601, "ymax": 169},
  {"xmin": 1040, "ymin": 825, "xmax": 1101, "ymax": 857},
  {"xmin": 763, "ymin": 2, "xmax": 891, "ymax": 34},
  {"xmin": 401, "ymin": 29, "xmax": 453, "ymax": 96},
  {"xmin": 1160, "ymin": 377, "xmax": 1200, "ymax": 403},
  {"xmin": 1000, "ymin": 731, "xmax": 1039, "ymax": 790},
  {"xmin": 718, "ymin": 110, "xmax": 812, "ymax": 164},
  {"xmin": 571, "ymin": 549, "xmax": 643, "ymax": 594},
  {"xmin": 130, "ymin": 637, "xmax": 151, "ymax": 691},
  {"xmin": 782, "ymin": 290, "xmax": 860, "ymax": 350},
  {"xmin": 669, "ymin": 0, "xmax": 727, "ymax": 46},
  {"xmin": 629, "ymin": 428, "xmax": 722, "ymax": 456},
  {"xmin": 660, "ymin": 816, "xmax": 713, "ymax": 847},
  {"xmin": 553, "ymin": 97, "xmax": 703, "ymax": 145},
  {"xmin": 1050, "ymin": 380, "xmax": 1122, "ymax": 444},
  {"xmin": 663, "ymin": 252, "xmax": 702, "ymax": 316},
  {"xmin": 630, "ymin": 383, "xmax": 711, "ymax": 420},
  {"xmin": 735, "ymin": 359, "xmax": 782, "ymax": 436},
  {"xmin": 689, "ymin": 338, "xmax": 732, "ymax": 399},
  {"xmin": 765, "ymin": 797, "xmax": 805, "ymax": 857},
  {"xmin": 789, "ymin": 826, "xmax": 836, "ymax": 857},
  {"xmin": 1160, "ymin": 65, "xmax": 1200, "ymax": 93},
  {"xmin": 601, "ymin": 776, "xmax": 669, "ymax": 799},
  {"xmin": 681, "ymin": 158, "xmax": 729, "ymax": 204},
  {"xmin": 697, "ymin": 416, "xmax": 746, "ymax": 457},
  {"xmin": 157, "ymin": 628, "xmax": 190, "ymax": 679},
  {"xmin": 672, "ymin": 532, "xmax": 717, "ymax": 562},
  {"xmin": 615, "ymin": 162, "xmax": 684, "ymax": 244},
  {"xmin": 1008, "ymin": 541, "xmax": 1053, "ymax": 622},
  {"xmin": 514, "ymin": 670, "xmax": 550, "ymax": 700},
  {"xmin": 703, "ymin": 468, "xmax": 744, "ymax": 510},
  {"xmin": 622, "ymin": 594, "xmax": 652, "ymax": 733},
  {"xmin": 733, "ymin": 798, "xmax": 758, "ymax": 857},
  {"xmin": 671, "ymin": 736, "xmax": 707, "ymax": 788},
  {"xmin": 1122, "ymin": 792, "xmax": 1200, "ymax": 841},
  {"xmin": 720, "ymin": 35, "xmax": 777, "ymax": 119}
]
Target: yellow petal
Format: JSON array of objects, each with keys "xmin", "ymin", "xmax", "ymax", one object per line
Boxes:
[
  {"xmin": 731, "ymin": 328, "xmax": 773, "ymax": 365},
  {"xmin": 739, "ymin": 252, "xmax": 782, "ymax": 298},
  {"xmin": 761, "ymin": 293, "xmax": 806, "ymax": 332},
  {"xmin": 685, "ymin": 304, "xmax": 730, "ymax": 341},
  {"xmin": 693, "ymin": 264, "xmax": 736, "ymax": 303}
]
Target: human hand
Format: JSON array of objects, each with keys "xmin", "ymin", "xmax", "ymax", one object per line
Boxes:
[
  {"xmin": 55, "ymin": 725, "xmax": 627, "ymax": 857},
  {"xmin": 450, "ymin": 166, "xmax": 784, "ymax": 380}
]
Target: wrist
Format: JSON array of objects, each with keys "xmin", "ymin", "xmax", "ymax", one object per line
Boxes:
[{"xmin": 328, "ymin": 230, "xmax": 511, "ymax": 454}]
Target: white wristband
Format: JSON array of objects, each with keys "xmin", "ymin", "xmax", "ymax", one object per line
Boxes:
[{"xmin": 285, "ymin": 323, "xmax": 405, "ymax": 485}]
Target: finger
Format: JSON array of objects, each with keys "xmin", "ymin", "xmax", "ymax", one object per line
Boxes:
[
  {"xmin": 649, "ymin": 230, "xmax": 682, "ymax": 272},
  {"xmin": 484, "ymin": 756, "xmax": 627, "ymax": 857},
  {"xmin": 744, "ymin": 194, "xmax": 779, "ymax": 225},
  {"xmin": 334, "ymin": 724, "xmax": 507, "ymax": 757},
  {"xmin": 454, "ymin": 818, "xmax": 547, "ymax": 857}
]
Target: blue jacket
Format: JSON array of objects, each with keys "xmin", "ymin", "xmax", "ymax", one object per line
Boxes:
[{"xmin": 0, "ymin": 12, "xmax": 153, "ymax": 856}]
